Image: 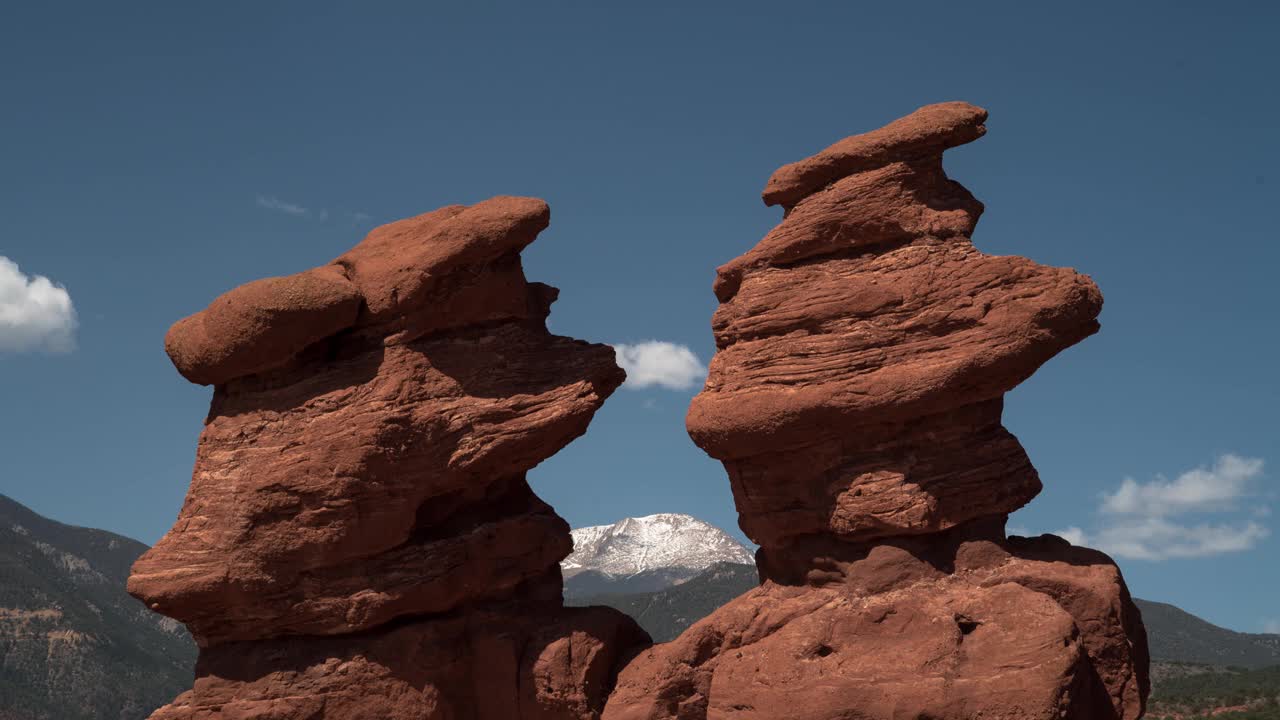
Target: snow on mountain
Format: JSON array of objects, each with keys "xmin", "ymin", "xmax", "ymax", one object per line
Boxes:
[{"xmin": 562, "ymin": 513, "xmax": 754, "ymax": 580}]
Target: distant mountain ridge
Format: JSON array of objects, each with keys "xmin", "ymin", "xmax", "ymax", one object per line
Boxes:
[
  {"xmin": 0, "ymin": 494, "xmax": 195, "ymax": 720},
  {"xmin": 561, "ymin": 513, "xmax": 753, "ymax": 598},
  {"xmin": 1135, "ymin": 598, "xmax": 1280, "ymax": 669}
]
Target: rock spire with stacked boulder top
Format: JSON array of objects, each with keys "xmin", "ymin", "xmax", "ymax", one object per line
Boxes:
[
  {"xmin": 130, "ymin": 196, "xmax": 649, "ymax": 719},
  {"xmin": 604, "ymin": 103, "xmax": 1150, "ymax": 720}
]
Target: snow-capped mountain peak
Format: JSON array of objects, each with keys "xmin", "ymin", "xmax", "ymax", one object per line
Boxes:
[{"xmin": 561, "ymin": 513, "xmax": 753, "ymax": 580}]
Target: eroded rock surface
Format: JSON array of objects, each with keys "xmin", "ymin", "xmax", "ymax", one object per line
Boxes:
[
  {"xmin": 133, "ymin": 105, "xmax": 1148, "ymax": 719},
  {"xmin": 605, "ymin": 103, "xmax": 1148, "ymax": 719},
  {"xmin": 130, "ymin": 196, "xmax": 648, "ymax": 718},
  {"xmin": 607, "ymin": 522, "xmax": 1147, "ymax": 720}
]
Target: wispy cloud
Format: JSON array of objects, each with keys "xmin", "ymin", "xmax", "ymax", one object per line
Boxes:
[
  {"xmin": 256, "ymin": 195, "xmax": 310, "ymax": 217},
  {"xmin": 1264, "ymin": 619, "xmax": 1280, "ymax": 634},
  {"xmin": 0, "ymin": 256, "xmax": 77, "ymax": 354},
  {"xmin": 613, "ymin": 341, "xmax": 707, "ymax": 391},
  {"xmin": 255, "ymin": 196, "xmax": 373, "ymax": 226},
  {"xmin": 1032, "ymin": 454, "xmax": 1270, "ymax": 561}
]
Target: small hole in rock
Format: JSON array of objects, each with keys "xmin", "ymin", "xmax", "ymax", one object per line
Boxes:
[
  {"xmin": 955, "ymin": 616, "xmax": 980, "ymax": 635},
  {"xmin": 815, "ymin": 644, "xmax": 834, "ymax": 657}
]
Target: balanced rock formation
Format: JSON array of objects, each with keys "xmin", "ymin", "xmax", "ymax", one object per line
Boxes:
[
  {"xmin": 604, "ymin": 103, "xmax": 1149, "ymax": 719},
  {"xmin": 129, "ymin": 197, "xmax": 648, "ymax": 719}
]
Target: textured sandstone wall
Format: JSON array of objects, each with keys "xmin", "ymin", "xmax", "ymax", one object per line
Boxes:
[
  {"xmin": 130, "ymin": 197, "xmax": 648, "ymax": 719},
  {"xmin": 605, "ymin": 103, "xmax": 1150, "ymax": 720},
  {"xmin": 132, "ymin": 105, "xmax": 1149, "ymax": 720}
]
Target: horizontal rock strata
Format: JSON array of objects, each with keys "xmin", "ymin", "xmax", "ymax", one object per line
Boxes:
[
  {"xmin": 605, "ymin": 102, "xmax": 1149, "ymax": 719},
  {"xmin": 131, "ymin": 196, "xmax": 647, "ymax": 718}
]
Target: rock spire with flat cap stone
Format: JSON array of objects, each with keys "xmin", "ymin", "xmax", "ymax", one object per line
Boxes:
[{"xmin": 604, "ymin": 103, "xmax": 1149, "ymax": 720}]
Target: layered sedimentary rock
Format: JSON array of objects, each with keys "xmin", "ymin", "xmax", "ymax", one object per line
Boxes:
[
  {"xmin": 129, "ymin": 196, "xmax": 647, "ymax": 719},
  {"xmin": 605, "ymin": 103, "xmax": 1149, "ymax": 719}
]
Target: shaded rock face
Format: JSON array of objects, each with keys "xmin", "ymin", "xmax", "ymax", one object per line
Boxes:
[
  {"xmin": 605, "ymin": 103, "xmax": 1149, "ymax": 719},
  {"xmin": 130, "ymin": 196, "xmax": 648, "ymax": 718}
]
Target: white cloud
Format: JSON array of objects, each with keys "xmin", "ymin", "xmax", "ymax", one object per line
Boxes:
[
  {"xmin": 613, "ymin": 341, "xmax": 707, "ymax": 391},
  {"xmin": 1053, "ymin": 526, "xmax": 1089, "ymax": 546},
  {"xmin": 1017, "ymin": 454, "xmax": 1270, "ymax": 561},
  {"xmin": 1101, "ymin": 454, "xmax": 1264, "ymax": 516},
  {"xmin": 256, "ymin": 195, "xmax": 310, "ymax": 217},
  {"xmin": 1264, "ymin": 619, "xmax": 1280, "ymax": 634},
  {"xmin": 0, "ymin": 257, "xmax": 77, "ymax": 354}
]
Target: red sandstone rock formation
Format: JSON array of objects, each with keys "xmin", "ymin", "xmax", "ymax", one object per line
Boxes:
[
  {"xmin": 604, "ymin": 103, "xmax": 1149, "ymax": 719},
  {"xmin": 134, "ymin": 105, "xmax": 1148, "ymax": 719},
  {"xmin": 130, "ymin": 196, "xmax": 648, "ymax": 719}
]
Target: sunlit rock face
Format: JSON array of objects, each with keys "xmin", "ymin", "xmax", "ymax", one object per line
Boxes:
[
  {"xmin": 129, "ymin": 106, "xmax": 1149, "ymax": 720},
  {"xmin": 130, "ymin": 196, "xmax": 648, "ymax": 719},
  {"xmin": 605, "ymin": 103, "xmax": 1149, "ymax": 720}
]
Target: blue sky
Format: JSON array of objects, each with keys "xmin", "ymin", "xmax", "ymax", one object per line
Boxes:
[{"xmin": 1, "ymin": 2, "xmax": 1276, "ymax": 632}]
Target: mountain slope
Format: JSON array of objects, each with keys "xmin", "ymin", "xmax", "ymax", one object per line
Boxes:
[
  {"xmin": 0, "ymin": 494, "xmax": 196, "ymax": 720},
  {"xmin": 562, "ymin": 513, "xmax": 753, "ymax": 599},
  {"xmin": 1136, "ymin": 599, "xmax": 1280, "ymax": 669},
  {"xmin": 569, "ymin": 562, "xmax": 759, "ymax": 642}
]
